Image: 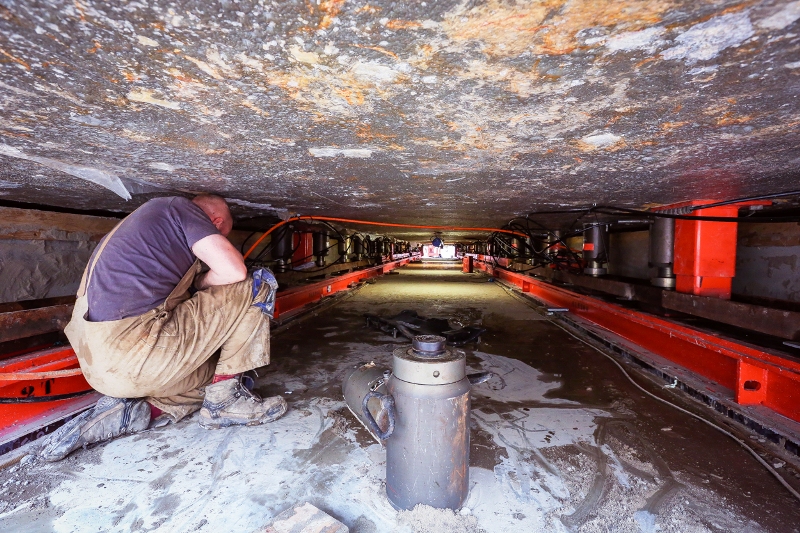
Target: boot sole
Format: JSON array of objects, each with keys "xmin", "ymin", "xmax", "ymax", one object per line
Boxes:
[
  {"xmin": 198, "ymin": 419, "xmax": 264, "ymax": 430},
  {"xmin": 199, "ymin": 405, "xmax": 287, "ymax": 430}
]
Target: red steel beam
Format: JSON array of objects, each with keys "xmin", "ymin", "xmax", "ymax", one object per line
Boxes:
[
  {"xmin": 274, "ymin": 256, "xmax": 414, "ymax": 318},
  {"xmin": 0, "ymin": 346, "xmax": 93, "ymax": 442},
  {"xmin": 472, "ymin": 257, "xmax": 800, "ymax": 424}
]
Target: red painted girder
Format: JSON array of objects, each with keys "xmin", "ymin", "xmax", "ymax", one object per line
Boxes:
[
  {"xmin": 0, "ymin": 392, "xmax": 100, "ymax": 449},
  {"xmin": 0, "ymin": 346, "xmax": 94, "ymax": 438},
  {"xmin": 472, "ymin": 258, "xmax": 800, "ymax": 424},
  {"xmin": 274, "ymin": 256, "xmax": 414, "ymax": 318},
  {"xmin": 0, "ymin": 346, "xmax": 90, "ymax": 399}
]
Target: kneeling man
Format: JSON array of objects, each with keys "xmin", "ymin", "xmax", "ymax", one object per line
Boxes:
[{"xmin": 40, "ymin": 194, "xmax": 285, "ymax": 461}]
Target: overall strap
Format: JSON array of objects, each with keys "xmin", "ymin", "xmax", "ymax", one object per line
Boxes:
[{"xmin": 75, "ymin": 214, "xmax": 129, "ymax": 298}]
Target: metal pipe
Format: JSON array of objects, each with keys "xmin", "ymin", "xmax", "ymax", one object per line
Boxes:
[
  {"xmin": 583, "ymin": 224, "xmax": 608, "ymax": 276},
  {"xmin": 271, "ymin": 225, "xmax": 294, "ymax": 273},
  {"xmin": 313, "ymin": 230, "xmax": 328, "ymax": 268},
  {"xmin": 649, "ymin": 217, "xmax": 676, "ymax": 289}
]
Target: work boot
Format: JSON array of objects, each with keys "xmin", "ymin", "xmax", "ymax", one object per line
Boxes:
[
  {"xmin": 199, "ymin": 378, "xmax": 287, "ymax": 429},
  {"xmin": 38, "ymin": 396, "xmax": 150, "ymax": 462}
]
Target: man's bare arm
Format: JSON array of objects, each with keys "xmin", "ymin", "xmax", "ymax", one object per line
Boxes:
[{"xmin": 191, "ymin": 234, "xmax": 248, "ymax": 290}]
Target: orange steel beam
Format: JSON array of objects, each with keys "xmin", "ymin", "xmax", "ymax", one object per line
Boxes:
[
  {"xmin": 0, "ymin": 346, "xmax": 94, "ymax": 450},
  {"xmin": 274, "ymin": 255, "xmax": 415, "ymax": 318},
  {"xmin": 470, "ymin": 255, "xmax": 800, "ymax": 425},
  {"xmin": 658, "ymin": 200, "xmax": 772, "ymax": 299}
]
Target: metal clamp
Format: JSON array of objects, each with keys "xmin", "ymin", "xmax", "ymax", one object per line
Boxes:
[{"xmin": 362, "ymin": 390, "xmax": 396, "ymax": 440}]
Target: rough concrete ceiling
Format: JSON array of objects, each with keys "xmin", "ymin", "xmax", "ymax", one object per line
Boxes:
[{"xmin": 0, "ymin": 0, "xmax": 799, "ymax": 240}]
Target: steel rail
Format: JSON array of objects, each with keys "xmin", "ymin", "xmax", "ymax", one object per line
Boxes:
[{"xmin": 469, "ymin": 255, "xmax": 800, "ymax": 424}]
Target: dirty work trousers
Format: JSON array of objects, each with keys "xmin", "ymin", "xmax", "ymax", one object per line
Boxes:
[{"xmin": 65, "ymin": 260, "xmax": 271, "ymax": 422}]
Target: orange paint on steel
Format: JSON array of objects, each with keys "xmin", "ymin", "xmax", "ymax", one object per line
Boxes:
[
  {"xmin": 470, "ymin": 255, "xmax": 800, "ymax": 425},
  {"xmin": 658, "ymin": 199, "xmax": 772, "ymax": 299},
  {"xmin": 243, "ymin": 216, "xmax": 528, "ymax": 260},
  {"xmin": 0, "ymin": 346, "xmax": 89, "ymax": 392}
]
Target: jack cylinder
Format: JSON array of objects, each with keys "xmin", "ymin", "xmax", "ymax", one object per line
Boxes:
[
  {"xmin": 649, "ymin": 217, "xmax": 676, "ymax": 289},
  {"xmin": 313, "ymin": 231, "xmax": 328, "ymax": 268},
  {"xmin": 583, "ymin": 224, "xmax": 608, "ymax": 276},
  {"xmin": 347, "ymin": 336, "xmax": 475, "ymax": 511},
  {"xmin": 511, "ymin": 237, "xmax": 524, "ymax": 259},
  {"xmin": 546, "ymin": 230, "xmax": 562, "ymax": 259},
  {"xmin": 352, "ymin": 236, "xmax": 364, "ymax": 260},
  {"xmin": 338, "ymin": 235, "xmax": 349, "ymax": 261},
  {"xmin": 271, "ymin": 225, "xmax": 294, "ymax": 273}
]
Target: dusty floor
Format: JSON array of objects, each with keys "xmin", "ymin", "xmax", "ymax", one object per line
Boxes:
[{"xmin": 1, "ymin": 262, "xmax": 799, "ymax": 532}]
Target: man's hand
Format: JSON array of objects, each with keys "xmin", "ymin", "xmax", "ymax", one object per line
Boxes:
[{"xmin": 192, "ymin": 234, "xmax": 248, "ymax": 290}]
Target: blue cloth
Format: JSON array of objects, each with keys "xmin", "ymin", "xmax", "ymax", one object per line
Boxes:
[
  {"xmin": 252, "ymin": 267, "xmax": 279, "ymax": 318},
  {"xmin": 432, "ymin": 237, "xmax": 443, "ymax": 247}
]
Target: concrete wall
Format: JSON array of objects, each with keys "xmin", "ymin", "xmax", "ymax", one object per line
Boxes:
[
  {"xmin": 733, "ymin": 223, "xmax": 800, "ymax": 303},
  {"xmin": 0, "ymin": 207, "xmax": 117, "ymax": 304},
  {"xmin": 0, "ymin": 210, "xmax": 277, "ymax": 305},
  {"xmin": 0, "ymin": 239, "xmax": 96, "ymax": 303},
  {"xmin": 607, "ymin": 230, "xmax": 653, "ymax": 280}
]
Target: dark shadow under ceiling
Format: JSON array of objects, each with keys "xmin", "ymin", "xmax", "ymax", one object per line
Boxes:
[{"xmin": 0, "ymin": 0, "xmax": 799, "ymax": 240}]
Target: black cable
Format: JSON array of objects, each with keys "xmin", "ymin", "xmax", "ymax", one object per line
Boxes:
[
  {"xmin": 256, "ymin": 224, "xmax": 301, "ymax": 264},
  {"xmin": 592, "ymin": 206, "xmax": 800, "ymax": 223},
  {"xmin": 523, "ymin": 195, "xmax": 800, "ymax": 223},
  {"xmin": 688, "ymin": 189, "xmax": 800, "ymax": 211},
  {"xmin": 287, "ymin": 223, "xmax": 380, "ymax": 273},
  {"xmin": 250, "ymin": 224, "xmax": 289, "ymax": 263},
  {"xmin": 240, "ymin": 231, "xmax": 258, "ymax": 255},
  {"xmin": 484, "ymin": 188, "xmax": 800, "ymax": 275}
]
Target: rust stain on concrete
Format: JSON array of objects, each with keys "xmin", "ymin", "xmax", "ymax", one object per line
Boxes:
[
  {"xmin": 0, "ymin": 0, "xmax": 796, "ymax": 237},
  {"xmin": 442, "ymin": 0, "xmax": 672, "ymax": 56},
  {"xmin": 0, "ymin": 48, "xmax": 30, "ymax": 70}
]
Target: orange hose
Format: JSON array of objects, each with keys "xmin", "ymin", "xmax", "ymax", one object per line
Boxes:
[{"xmin": 243, "ymin": 216, "xmax": 528, "ymax": 260}]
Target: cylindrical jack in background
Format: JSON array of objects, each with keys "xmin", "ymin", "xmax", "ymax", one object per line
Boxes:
[
  {"xmin": 352, "ymin": 235, "xmax": 364, "ymax": 260},
  {"xmin": 511, "ymin": 236, "xmax": 524, "ymax": 259},
  {"xmin": 583, "ymin": 223, "xmax": 608, "ymax": 276},
  {"xmin": 337, "ymin": 234, "xmax": 349, "ymax": 261},
  {"xmin": 313, "ymin": 230, "xmax": 328, "ymax": 267},
  {"xmin": 649, "ymin": 217, "xmax": 676, "ymax": 289},
  {"xmin": 271, "ymin": 225, "xmax": 294, "ymax": 273}
]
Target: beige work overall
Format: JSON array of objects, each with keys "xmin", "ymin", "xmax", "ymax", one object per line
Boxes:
[{"xmin": 64, "ymin": 222, "xmax": 271, "ymax": 422}]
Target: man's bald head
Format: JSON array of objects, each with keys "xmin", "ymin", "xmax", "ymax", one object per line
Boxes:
[{"xmin": 192, "ymin": 194, "xmax": 233, "ymax": 236}]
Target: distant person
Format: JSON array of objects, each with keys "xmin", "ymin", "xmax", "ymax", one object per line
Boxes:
[
  {"xmin": 39, "ymin": 194, "xmax": 286, "ymax": 462},
  {"xmin": 432, "ymin": 236, "xmax": 443, "ymax": 258}
]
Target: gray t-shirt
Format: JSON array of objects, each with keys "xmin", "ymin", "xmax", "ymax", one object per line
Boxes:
[{"xmin": 87, "ymin": 196, "xmax": 219, "ymax": 322}]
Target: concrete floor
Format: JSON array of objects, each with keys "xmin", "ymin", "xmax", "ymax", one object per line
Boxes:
[{"xmin": 1, "ymin": 263, "xmax": 799, "ymax": 532}]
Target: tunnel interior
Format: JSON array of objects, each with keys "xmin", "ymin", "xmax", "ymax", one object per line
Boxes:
[{"xmin": 1, "ymin": 1, "xmax": 800, "ymax": 532}]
